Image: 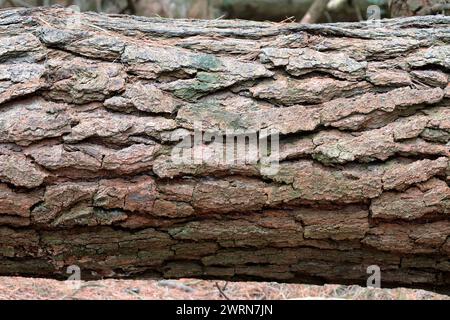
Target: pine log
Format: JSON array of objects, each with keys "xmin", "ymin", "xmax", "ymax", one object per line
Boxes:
[{"xmin": 0, "ymin": 6, "xmax": 450, "ymax": 292}]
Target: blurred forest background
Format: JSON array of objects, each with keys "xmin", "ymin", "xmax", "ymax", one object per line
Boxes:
[{"xmin": 0, "ymin": 0, "xmax": 448, "ymax": 22}]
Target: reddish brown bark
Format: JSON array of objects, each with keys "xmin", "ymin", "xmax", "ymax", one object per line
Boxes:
[{"xmin": 0, "ymin": 7, "xmax": 449, "ymax": 292}]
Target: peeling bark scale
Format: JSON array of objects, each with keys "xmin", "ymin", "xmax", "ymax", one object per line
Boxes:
[{"xmin": 0, "ymin": 7, "xmax": 450, "ymax": 292}]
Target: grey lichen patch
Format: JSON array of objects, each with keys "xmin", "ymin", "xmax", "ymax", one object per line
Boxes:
[
  {"xmin": 176, "ymin": 93, "xmax": 320, "ymax": 134},
  {"xmin": 411, "ymin": 70, "xmax": 449, "ymax": 88},
  {"xmin": 407, "ymin": 46, "xmax": 450, "ymax": 69},
  {"xmin": 26, "ymin": 143, "xmax": 162, "ymax": 176},
  {"xmin": 25, "ymin": 144, "xmax": 103, "ymax": 172},
  {"xmin": 31, "ymin": 181, "xmax": 98, "ymax": 224},
  {"xmin": 421, "ymin": 128, "xmax": 450, "ymax": 143},
  {"xmin": 152, "ymin": 154, "xmax": 260, "ymax": 180},
  {"xmin": 122, "ymin": 44, "xmax": 224, "ymax": 73},
  {"xmin": 38, "ymin": 27, "xmax": 126, "ymax": 61},
  {"xmin": 36, "ymin": 27, "xmax": 84, "ymax": 44},
  {"xmin": 250, "ymin": 74, "xmax": 371, "ymax": 105},
  {"xmin": 320, "ymin": 87, "xmax": 443, "ymax": 130},
  {"xmin": 312, "ymin": 110, "xmax": 450, "ymax": 165},
  {"xmin": 161, "ymin": 59, "xmax": 273, "ymax": 101},
  {"xmin": 0, "ymin": 33, "xmax": 46, "ymax": 63},
  {"xmin": 44, "ymin": 56, "xmax": 126, "ymax": 104},
  {"xmin": 267, "ymin": 160, "xmax": 383, "ymax": 204},
  {"xmin": 370, "ymin": 178, "xmax": 450, "ymax": 221},
  {"xmin": 260, "ymin": 47, "xmax": 367, "ymax": 80},
  {"xmin": 105, "ymin": 82, "xmax": 179, "ymax": 114},
  {"xmin": 51, "ymin": 205, "xmax": 128, "ymax": 227},
  {"xmin": 382, "ymin": 157, "xmax": 449, "ymax": 191},
  {"xmin": 0, "ymin": 152, "xmax": 48, "ymax": 189},
  {"xmin": 0, "ymin": 63, "xmax": 46, "ymax": 105},
  {"xmin": 366, "ymin": 68, "xmax": 412, "ymax": 86},
  {"xmin": 142, "ymin": 50, "xmax": 274, "ymax": 101},
  {"xmin": 0, "ymin": 98, "xmax": 72, "ymax": 146},
  {"xmin": 160, "ymin": 72, "xmax": 230, "ymax": 101},
  {"xmin": 63, "ymin": 109, "xmax": 177, "ymax": 145},
  {"xmin": 312, "ymin": 128, "xmax": 396, "ymax": 165}
]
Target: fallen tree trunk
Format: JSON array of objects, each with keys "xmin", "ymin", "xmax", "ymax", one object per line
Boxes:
[{"xmin": 0, "ymin": 6, "xmax": 450, "ymax": 292}]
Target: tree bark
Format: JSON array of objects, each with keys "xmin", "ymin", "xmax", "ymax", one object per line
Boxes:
[{"xmin": 0, "ymin": 6, "xmax": 450, "ymax": 292}]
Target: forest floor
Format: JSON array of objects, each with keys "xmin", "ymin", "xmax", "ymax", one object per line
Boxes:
[{"xmin": 0, "ymin": 277, "xmax": 448, "ymax": 300}]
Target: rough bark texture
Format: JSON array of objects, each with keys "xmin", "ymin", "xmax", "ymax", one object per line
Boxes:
[{"xmin": 0, "ymin": 6, "xmax": 450, "ymax": 292}]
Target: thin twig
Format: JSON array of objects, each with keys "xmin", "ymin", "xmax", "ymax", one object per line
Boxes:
[
  {"xmin": 279, "ymin": 16, "xmax": 296, "ymax": 24},
  {"xmin": 301, "ymin": 0, "xmax": 330, "ymax": 24},
  {"xmin": 353, "ymin": 0, "xmax": 363, "ymax": 21},
  {"xmin": 34, "ymin": 16, "xmax": 52, "ymax": 27},
  {"xmin": 214, "ymin": 14, "xmax": 227, "ymax": 20},
  {"xmin": 215, "ymin": 282, "xmax": 230, "ymax": 300}
]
